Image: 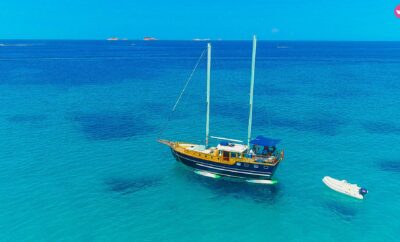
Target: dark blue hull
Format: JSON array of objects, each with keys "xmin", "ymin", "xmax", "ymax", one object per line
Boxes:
[{"xmin": 171, "ymin": 149, "xmax": 279, "ymax": 179}]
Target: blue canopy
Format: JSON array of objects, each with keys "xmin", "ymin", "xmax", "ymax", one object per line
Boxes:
[{"xmin": 250, "ymin": 135, "xmax": 281, "ymax": 147}]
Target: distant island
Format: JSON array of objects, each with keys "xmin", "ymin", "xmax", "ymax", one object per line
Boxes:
[{"xmin": 144, "ymin": 37, "xmax": 158, "ymax": 41}]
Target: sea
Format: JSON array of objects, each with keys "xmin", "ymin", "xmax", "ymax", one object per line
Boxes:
[{"xmin": 0, "ymin": 40, "xmax": 399, "ymax": 241}]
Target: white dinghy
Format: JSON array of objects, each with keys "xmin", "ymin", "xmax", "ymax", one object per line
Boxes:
[{"xmin": 322, "ymin": 176, "xmax": 368, "ymax": 200}]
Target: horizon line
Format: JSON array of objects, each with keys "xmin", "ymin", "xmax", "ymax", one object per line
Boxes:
[{"xmin": 1, "ymin": 38, "xmax": 400, "ymax": 42}]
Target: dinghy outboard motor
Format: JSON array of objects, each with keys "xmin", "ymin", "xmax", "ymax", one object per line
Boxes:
[{"xmin": 359, "ymin": 188, "xmax": 368, "ymax": 196}]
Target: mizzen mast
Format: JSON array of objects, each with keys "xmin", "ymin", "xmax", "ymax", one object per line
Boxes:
[
  {"xmin": 247, "ymin": 35, "xmax": 257, "ymax": 148},
  {"xmin": 205, "ymin": 43, "xmax": 211, "ymax": 147}
]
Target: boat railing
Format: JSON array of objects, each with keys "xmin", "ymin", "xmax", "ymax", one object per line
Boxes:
[
  {"xmin": 276, "ymin": 149, "xmax": 284, "ymax": 162},
  {"xmin": 250, "ymin": 149, "xmax": 283, "ymax": 165},
  {"xmin": 174, "ymin": 142, "xmax": 284, "ymax": 165}
]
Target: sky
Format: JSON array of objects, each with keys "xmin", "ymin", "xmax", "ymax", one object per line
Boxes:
[{"xmin": 0, "ymin": 0, "xmax": 400, "ymax": 40}]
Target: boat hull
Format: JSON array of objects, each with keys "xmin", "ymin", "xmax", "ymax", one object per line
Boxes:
[{"xmin": 171, "ymin": 148, "xmax": 279, "ymax": 179}]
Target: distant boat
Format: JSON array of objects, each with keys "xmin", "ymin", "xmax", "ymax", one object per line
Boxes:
[
  {"xmin": 107, "ymin": 37, "xmax": 128, "ymax": 41},
  {"xmin": 107, "ymin": 37, "xmax": 119, "ymax": 41},
  {"xmin": 159, "ymin": 36, "xmax": 284, "ymax": 181},
  {"xmin": 144, "ymin": 37, "xmax": 158, "ymax": 41}
]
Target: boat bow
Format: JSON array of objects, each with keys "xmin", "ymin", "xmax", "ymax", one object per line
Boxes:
[{"xmin": 157, "ymin": 139, "xmax": 175, "ymax": 147}]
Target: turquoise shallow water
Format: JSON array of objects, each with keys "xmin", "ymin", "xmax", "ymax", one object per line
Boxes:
[{"xmin": 0, "ymin": 40, "xmax": 399, "ymax": 241}]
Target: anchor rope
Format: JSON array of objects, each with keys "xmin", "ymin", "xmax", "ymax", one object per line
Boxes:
[{"xmin": 158, "ymin": 47, "xmax": 207, "ymax": 139}]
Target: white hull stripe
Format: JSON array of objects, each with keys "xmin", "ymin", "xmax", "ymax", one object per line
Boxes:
[{"xmin": 174, "ymin": 151, "xmax": 271, "ymax": 177}]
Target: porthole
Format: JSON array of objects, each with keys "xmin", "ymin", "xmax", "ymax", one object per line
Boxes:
[
  {"xmin": 244, "ymin": 163, "xmax": 249, "ymax": 168},
  {"xmin": 236, "ymin": 162, "xmax": 241, "ymax": 166},
  {"xmin": 254, "ymin": 165, "xmax": 259, "ymax": 168}
]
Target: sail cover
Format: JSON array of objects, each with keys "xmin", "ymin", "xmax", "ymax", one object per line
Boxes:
[{"xmin": 250, "ymin": 135, "xmax": 281, "ymax": 146}]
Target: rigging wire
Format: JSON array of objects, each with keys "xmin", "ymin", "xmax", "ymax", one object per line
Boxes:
[{"xmin": 157, "ymin": 47, "xmax": 207, "ymax": 139}]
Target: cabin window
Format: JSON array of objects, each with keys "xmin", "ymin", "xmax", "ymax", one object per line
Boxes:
[
  {"xmin": 238, "ymin": 153, "xmax": 242, "ymax": 158},
  {"xmin": 219, "ymin": 151, "xmax": 223, "ymax": 156},
  {"xmin": 263, "ymin": 166, "xmax": 269, "ymax": 169},
  {"xmin": 236, "ymin": 162, "xmax": 241, "ymax": 166},
  {"xmin": 231, "ymin": 153, "xmax": 237, "ymax": 158},
  {"xmin": 244, "ymin": 163, "xmax": 249, "ymax": 168},
  {"xmin": 254, "ymin": 165, "xmax": 259, "ymax": 168}
]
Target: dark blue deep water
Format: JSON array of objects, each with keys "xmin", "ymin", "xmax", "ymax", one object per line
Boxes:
[{"xmin": 0, "ymin": 40, "xmax": 399, "ymax": 241}]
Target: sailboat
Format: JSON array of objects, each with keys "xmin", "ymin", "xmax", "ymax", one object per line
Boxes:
[{"xmin": 159, "ymin": 36, "xmax": 284, "ymax": 181}]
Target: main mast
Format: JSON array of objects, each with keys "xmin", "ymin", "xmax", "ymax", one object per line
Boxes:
[
  {"xmin": 205, "ymin": 43, "xmax": 211, "ymax": 147},
  {"xmin": 247, "ymin": 35, "xmax": 257, "ymax": 148}
]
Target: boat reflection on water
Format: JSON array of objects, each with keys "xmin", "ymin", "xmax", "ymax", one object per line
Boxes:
[{"xmin": 176, "ymin": 165, "xmax": 283, "ymax": 204}]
